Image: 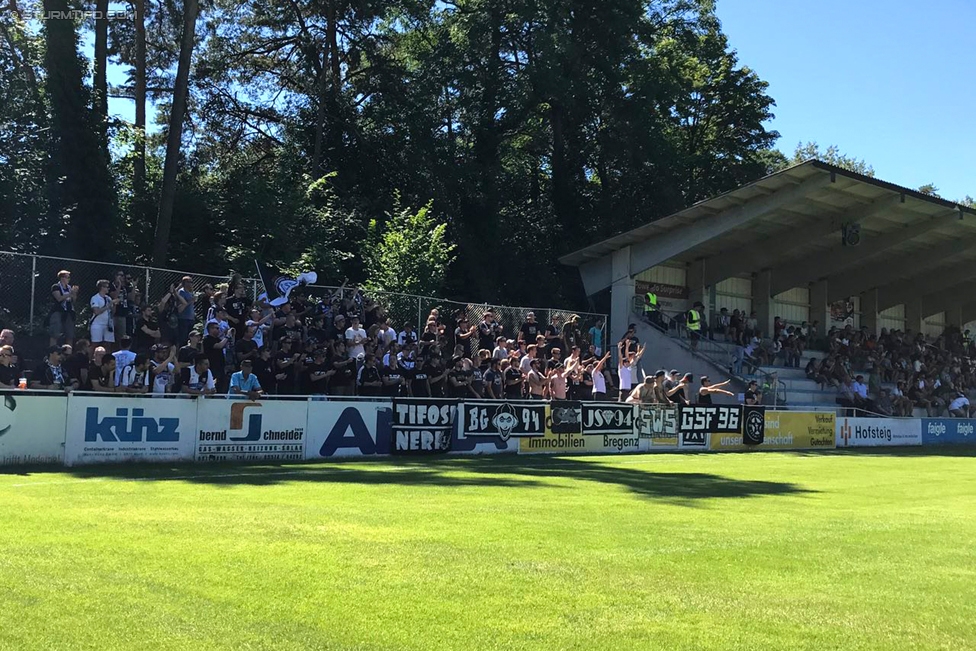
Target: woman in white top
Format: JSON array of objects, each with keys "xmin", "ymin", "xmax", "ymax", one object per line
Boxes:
[
  {"xmin": 89, "ymin": 279, "xmax": 118, "ymax": 346},
  {"xmin": 590, "ymin": 351, "xmax": 611, "ymax": 401}
]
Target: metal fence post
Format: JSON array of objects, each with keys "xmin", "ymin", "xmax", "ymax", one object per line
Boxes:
[
  {"xmin": 144, "ymin": 268, "xmax": 151, "ymax": 300},
  {"xmin": 417, "ymin": 297, "xmax": 422, "ymax": 330},
  {"xmin": 29, "ymin": 255, "xmax": 37, "ymax": 335}
]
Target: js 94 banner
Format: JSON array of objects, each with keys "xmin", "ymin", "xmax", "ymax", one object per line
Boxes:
[{"xmin": 392, "ymin": 398, "xmax": 455, "ymax": 454}]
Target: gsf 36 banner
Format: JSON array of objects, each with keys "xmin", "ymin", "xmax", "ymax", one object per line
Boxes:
[{"xmin": 392, "ymin": 398, "xmax": 455, "ymax": 454}]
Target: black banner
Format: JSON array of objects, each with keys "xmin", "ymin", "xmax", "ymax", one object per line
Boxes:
[
  {"xmin": 581, "ymin": 403, "xmax": 634, "ymax": 435},
  {"xmin": 461, "ymin": 401, "xmax": 546, "ymax": 440},
  {"xmin": 548, "ymin": 401, "xmax": 582, "ymax": 434},
  {"xmin": 679, "ymin": 405, "xmax": 742, "ymax": 434},
  {"xmin": 742, "ymin": 406, "xmax": 766, "ymax": 445},
  {"xmin": 392, "ymin": 398, "xmax": 455, "ymax": 454}
]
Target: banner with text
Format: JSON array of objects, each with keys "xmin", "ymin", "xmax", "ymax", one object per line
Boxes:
[
  {"xmin": 921, "ymin": 419, "xmax": 976, "ymax": 446},
  {"xmin": 580, "ymin": 403, "xmax": 635, "ymax": 436},
  {"xmin": 0, "ymin": 394, "xmax": 68, "ymax": 465},
  {"xmin": 392, "ymin": 399, "xmax": 455, "ymax": 454},
  {"xmin": 520, "ymin": 404, "xmax": 639, "ymax": 455},
  {"xmin": 836, "ymin": 417, "xmax": 921, "ymax": 447},
  {"xmin": 461, "ymin": 401, "xmax": 546, "ymax": 439},
  {"xmin": 635, "ymin": 405, "xmax": 679, "ymax": 451},
  {"xmin": 195, "ymin": 399, "xmax": 307, "ymax": 462},
  {"xmin": 305, "ymin": 400, "xmax": 392, "ymax": 458},
  {"xmin": 64, "ymin": 395, "xmax": 198, "ymax": 465},
  {"xmin": 710, "ymin": 411, "xmax": 835, "ymax": 451}
]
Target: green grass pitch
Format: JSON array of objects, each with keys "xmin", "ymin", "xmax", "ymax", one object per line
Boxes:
[{"xmin": 1, "ymin": 449, "xmax": 974, "ymax": 650}]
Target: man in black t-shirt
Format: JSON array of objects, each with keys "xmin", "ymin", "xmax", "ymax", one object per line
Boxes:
[
  {"xmin": 357, "ymin": 354, "xmax": 383, "ymax": 396},
  {"xmin": 133, "ymin": 305, "xmax": 160, "ymax": 353},
  {"xmin": 504, "ymin": 361, "xmax": 523, "ymax": 399},
  {"xmin": 329, "ymin": 343, "xmax": 356, "ymax": 396},
  {"xmin": 225, "ymin": 286, "xmax": 252, "ymax": 330},
  {"xmin": 0, "ymin": 345, "xmax": 20, "ymax": 387},
  {"xmin": 235, "ymin": 326, "xmax": 259, "ymax": 367},
  {"xmin": 446, "ymin": 357, "xmax": 470, "ymax": 398},
  {"xmin": 410, "ymin": 358, "xmax": 431, "ymax": 397},
  {"xmin": 274, "ymin": 338, "xmax": 301, "ymax": 394},
  {"xmin": 252, "ymin": 348, "xmax": 276, "ymax": 395},
  {"xmin": 483, "ymin": 358, "xmax": 503, "ymax": 399},
  {"xmin": 381, "ymin": 357, "xmax": 405, "ymax": 397},
  {"xmin": 744, "ymin": 380, "xmax": 759, "ymax": 405},
  {"xmin": 202, "ymin": 322, "xmax": 230, "ymax": 392},
  {"xmin": 305, "ymin": 349, "xmax": 332, "ymax": 395},
  {"xmin": 519, "ymin": 312, "xmax": 540, "ymax": 345}
]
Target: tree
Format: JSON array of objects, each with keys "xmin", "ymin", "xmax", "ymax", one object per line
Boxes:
[
  {"xmin": 367, "ymin": 196, "xmax": 456, "ymax": 299},
  {"xmin": 788, "ymin": 142, "xmax": 875, "ymax": 177},
  {"xmin": 153, "ymin": 0, "xmax": 200, "ymax": 265},
  {"xmin": 42, "ymin": 0, "xmax": 118, "ymax": 258}
]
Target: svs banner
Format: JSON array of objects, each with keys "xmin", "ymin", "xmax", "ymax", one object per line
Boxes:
[
  {"xmin": 836, "ymin": 417, "xmax": 921, "ymax": 447},
  {"xmin": 392, "ymin": 398, "xmax": 455, "ymax": 454},
  {"xmin": 0, "ymin": 394, "xmax": 69, "ymax": 465},
  {"xmin": 305, "ymin": 400, "xmax": 392, "ymax": 458},
  {"xmin": 710, "ymin": 411, "xmax": 835, "ymax": 451},
  {"xmin": 635, "ymin": 405, "xmax": 679, "ymax": 450},
  {"xmin": 64, "ymin": 395, "xmax": 198, "ymax": 465},
  {"xmin": 195, "ymin": 399, "xmax": 307, "ymax": 462}
]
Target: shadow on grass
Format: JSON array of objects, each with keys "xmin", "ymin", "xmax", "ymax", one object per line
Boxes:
[
  {"xmin": 783, "ymin": 446, "xmax": 976, "ymax": 459},
  {"xmin": 4, "ymin": 455, "xmax": 815, "ymax": 504}
]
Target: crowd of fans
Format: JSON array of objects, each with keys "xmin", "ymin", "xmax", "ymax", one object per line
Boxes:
[
  {"xmin": 2, "ymin": 269, "xmax": 634, "ymax": 401},
  {"xmin": 802, "ymin": 324, "xmax": 976, "ymax": 418}
]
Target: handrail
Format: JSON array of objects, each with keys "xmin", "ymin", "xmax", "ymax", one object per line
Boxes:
[{"xmin": 635, "ymin": 303, "xmax": 787, "ymax": 406}]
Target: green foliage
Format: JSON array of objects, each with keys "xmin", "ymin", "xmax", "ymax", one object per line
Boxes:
[
  {"xmin": 789, "ymin": 141, "xmax": 875, "ymax": 177},
  {"xmin": 366, "ymin": 195, "xmax": 456, "ymax": 298}
]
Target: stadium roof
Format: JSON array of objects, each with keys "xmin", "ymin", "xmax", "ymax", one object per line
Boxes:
[{"xmin": 561, "ymin": 160, "xmax": 976, "ymax": 312}]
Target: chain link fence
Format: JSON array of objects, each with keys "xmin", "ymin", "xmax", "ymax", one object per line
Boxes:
[{"xmin": 0, "ymin": 251, "xmax": 607, "ymax": 353}]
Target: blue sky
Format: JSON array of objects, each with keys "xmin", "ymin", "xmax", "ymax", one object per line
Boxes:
[
  {"xmin": 715, "ymin": 0, "xmax": 975, "ymax": 201},
  {"xmin": 104, "ymin": 1, "xmax": 974, "ymax": 201}
]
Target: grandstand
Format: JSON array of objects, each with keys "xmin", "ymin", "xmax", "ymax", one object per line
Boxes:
[{"xmin": 561, "ymin": 159, "xmax": 976, "ymax": 413}]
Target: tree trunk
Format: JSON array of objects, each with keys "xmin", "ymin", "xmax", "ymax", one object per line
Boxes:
[
  {"xmin": 152, "ymin": 0, "xmax": 199, "ymax": 265},
  {"xmin": 133, "ymin": 0, "xmax": 147, "ymax": 199},
  {"xmin": 43, "ymin": 0, "xmax": 117, "ymax": 259},
  {"xmin": 92, "ymin": 0, "xmax": 109, "ymax": 122}
]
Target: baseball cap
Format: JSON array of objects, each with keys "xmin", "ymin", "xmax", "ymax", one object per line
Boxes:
[
  {"xmin": 654, "ymin": 370, "xmax": 666, "ymax": 378},
  {"xmin": 240, "ymin": 359, "xmax": 252, "ymax": 367},
  {"xmin": 669, "ymin": 369, "xmax": 679, "ymax": 376},
  {"xmin": 682, "ymin": 373, "xmax": 694, "ymax": 382}
]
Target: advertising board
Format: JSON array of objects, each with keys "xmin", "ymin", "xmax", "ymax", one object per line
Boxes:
[
  {"xmin": 709, "ymin": 411, "xmax": 835, "ymax": 451},
  {"xmin": 305, "ymin": 400, "xmax": 392, "ymax": 458},
  {"xmin": 836, "ymin": 418, "xmax": 921, "ymax": 447},
  {"xmin": 64, "ymin": 395, "xmax": 198, "ymax": 465},
  {"xmin": 195, "ymin": 398, "xmax": 307, "ymax": 462},
  {"xmin": 0, "ymin": 393, "xmax": 68, "ymax": 465},
  {"xmin": 921, "ymin": 419, "xmax": 976, "ymax": 446}
]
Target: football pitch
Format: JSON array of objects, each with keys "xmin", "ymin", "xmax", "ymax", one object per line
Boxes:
[{"xmin": 1, "ymin": 450, "xmax": 974, "ymax": 651}]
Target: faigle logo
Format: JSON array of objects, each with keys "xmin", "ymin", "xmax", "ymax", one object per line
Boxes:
[
  {"xmin": 957, "ymin": 422, "xmax": 974, "ymax": 436},
  {"xmin": 927, "ymin": 422, "xmax": 947, "ymax": 436}
]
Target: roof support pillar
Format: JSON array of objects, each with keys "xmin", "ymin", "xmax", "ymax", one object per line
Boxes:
[
  {"xmin": 687, "ymin": 260, "xmax": 705, "ymax": 307},
  {"xmin": 753, "ymin": 270, "xmax": 773, "ymax": 339},
  {"xmin": 904, "ymin": 298, "xmax": 923, "ymax": 336},
  {"xmin": 610, "ymin": 246, "xmax": 635, "ymax": 347},
  {"xmin": 860, "ymin": 288, "xmax": 879, "ymax": 336},
  {"xmin": 962, "ymin": 304, "xmax": 976, "ymax": 330},
  {"xmin": 809, "ymin": 280, "xmax": 830, "ymax": 340}
]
